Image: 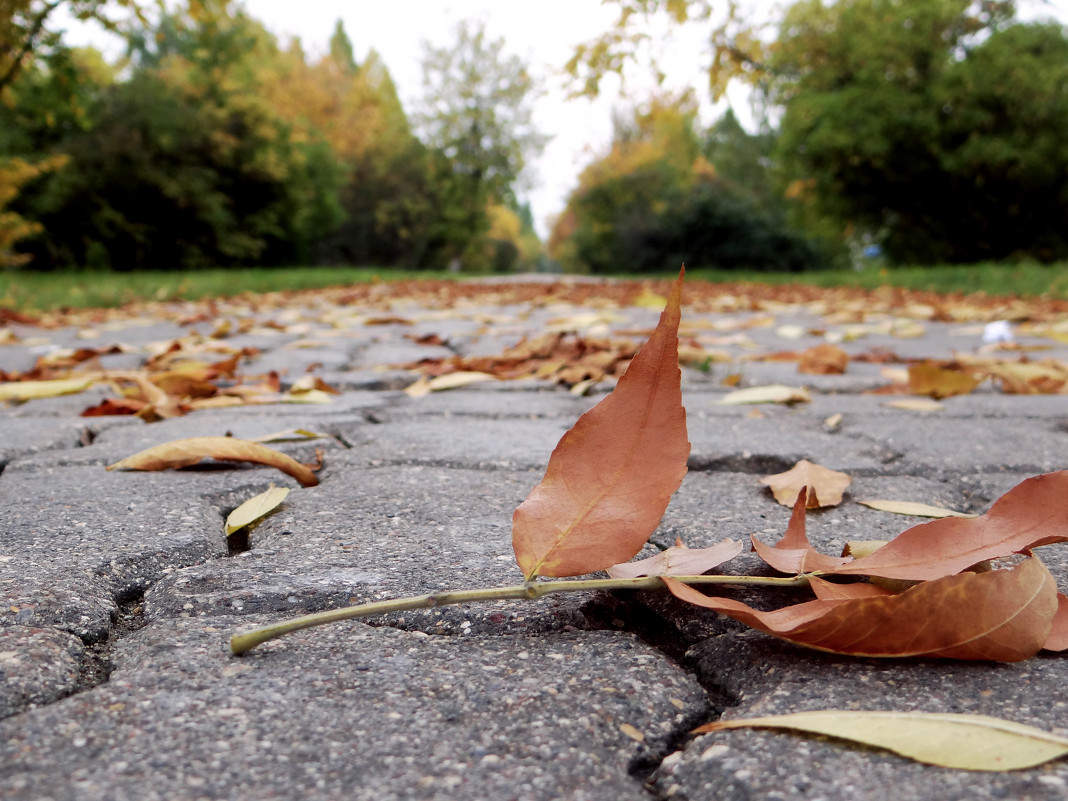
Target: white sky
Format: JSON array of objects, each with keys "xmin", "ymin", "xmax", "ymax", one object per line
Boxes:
[{"xmin": 58, "ymin": 0, "xmax": 1068, "ymax": 238}]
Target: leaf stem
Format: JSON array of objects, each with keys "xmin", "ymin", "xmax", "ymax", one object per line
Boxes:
[{"xmin": 229, "ymin": 573, "xmax": 812, "ymax": 654}]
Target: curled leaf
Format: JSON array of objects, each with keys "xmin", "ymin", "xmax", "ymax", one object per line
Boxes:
[
  {"xmin": 607, "ymin": 538, "xmax": 742, "ymax": 578},
  {"xmin": 664, "ymin": 555, "xmax": 1057, "ymax": 662},
  {"xmin": 831, "ymin": 471, "xmax": 1068, "ymax": 581},
  {"xmin": 760, "ymin": 460, "xmax": 851, "ymax": 508},
  {"xmin": 695, "ymin": 710, "xmax": 1068, "ymax": 771},
  {"xmin": 750, "ymin": 489, "xmax": 852, "ymax": 574},
  {"xmin": 512, "ymin": 268, "xmax": 689, "ymax": 580},
  {"xmin": 107, "ymin": 436, "xmax": 320, "ymax": 487},
  {"xmin": 226, "ymin": 486, "xmax": 290, "ymax": 535}
]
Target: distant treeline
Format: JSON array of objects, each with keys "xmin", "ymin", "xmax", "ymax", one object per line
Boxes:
[{"xmin": 3, "ymin": 0, "xmax": 1068, "ymax": 274}]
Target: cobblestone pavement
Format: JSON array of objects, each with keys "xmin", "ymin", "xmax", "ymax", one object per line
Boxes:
[{"xmin": 2, "ymin": 279, "xmax": 1067, "ymax": 800}]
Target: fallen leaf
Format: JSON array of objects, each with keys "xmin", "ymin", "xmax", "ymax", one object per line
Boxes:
[
  {"xmin": 908, "ymin": 362, "xmax": 981, "ymax": 399},
  {"xmin": 606, "ymin": 538, "xmax": 743, "ymax": 578},
  {"xmin": 856, "ymin": 499, "xmax": 976, "ymax": 519},
  {"xmin": 512, "ymin": 268, "xmax": 690, "ymax": 580},
  {"xmin": 225, "ymin": 486, "xmax": 290, "ymax": 535},
  {"xmin": 665, "ymin": 555, "xmax": 1057, "ymax": 661},
  {"xmin": 830, "ymin": 471, "xmax": 1068, "ymax": 581},
  {"xmin": 717, "ymin": 385, "xmax": 811, "ymax": 405},
  {"xmin": 822, "ymin": 413, "xmax": 843, "ymax": 431},
  {"xmin": 0, "ymin": 375, "xmax": 100, "ymax": 401},
  {"xmin": 808, "ymin": 575, "xmax": 893, "ymax": 600},
  {"xmin": 750, "ymin": 489, "xmax": 852, "ymax": 573},
  {"xmin": 1047, "ymin": 594, "xmax": 1068, "ymax": 651},
  {"xmin": 107, "ymin": 436, "xmax": 320, "ymax": 487},
  {"xmin": 760, "ymin": 460, "xmax": 851, "ymax": 508},
  {"xmin": 798, "ymin": 344, "xmax": 849, "ymax": 375},
  {"xmin": 883, "ymin": 398, "xmax": 945, "ymax": 412},
  {"xmin": 248, "ymin": 428, "xmax": 335, "ymax": 444},
  {"xmin": 695, "ymin": 710, "xmax": 1068, "ymax": 771}
]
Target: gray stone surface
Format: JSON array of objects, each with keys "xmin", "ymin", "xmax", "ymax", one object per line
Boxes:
[{"xmin": 1, "ymin": 284, "xmax": 1067, "ymax": 800}]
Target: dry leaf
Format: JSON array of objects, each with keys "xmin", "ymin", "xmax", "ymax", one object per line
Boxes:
[
  {"xmin": 717, "ymin": 385, "xmax": 811, "ymax": 405},
  {"xmin": 1047, "ymin": 594, "xmax": 1068, "ymax": 651},
  {"xmin": 606, "ymin": 538, "xmax": 742, "ymax": 578},
  {"xmin": 856, "ymin": 499, "xmax": 976, "ymax": 519},
  {"xmin": 798, "ymin": 344, "xmax": 849, "ymax": 375},
  {"xmin": 107, "ymin": 436, "xmax": 320, "ymax": 487},
  {"xmin": 750, "ymin": 489, "xmax": 852, "ymax": 573},
  {"xmin": 512, "ymin": 268, "xmax": 690, "ymax": 580},
  {"xmin": 0, "ymin": 375, "xmax": 99, "ymax": 401},
  {"xmin": 760, "ymin": 460, "xmax": 852, "ymax": 508},
  {"xmin": 226, "ymin": 486, "xmax": 290, "ymax": 535},
  {"xmin": 665, "ymin": 555, "xmax": 1057, "ymax": 661},
  {"xmin": 830, "ymin": 471, "xmax": 1068, "ymax": 581},
  {"xmin": 695, "ymin": 710, "xmax": 1068, "ymax": 771},
  {"xmin": 908, "ymin": 362, "xmax": 981, "ymax": 399},
  {"xmin": 248, "ymin": 428, "xmax": 334, "ymax": 444},
  {"xmin": 883, "ymin": 398, "xmax": 945, "ymax": 412}
]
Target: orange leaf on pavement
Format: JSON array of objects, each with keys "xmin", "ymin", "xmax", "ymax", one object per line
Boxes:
[
  {"xmin": 107, "ymin": 436, "xmax": 320, "ymax": 487},
  {"xmin": 512, "ymin": 268, "xmax": 690, "ymax": 580},
  {"xmin": 665, "ymin": 555, "xmax": 1057, "ymax": 661},
  {"xmin": 798, "ymin": 344, "xmax": 849, "ymax": 375},
  {"xmin": 750, "ymin": 489, "xmax": 852, "ymax": 574},
  {"xmin": 908, "ymin": 362, "xmax": 981, "ymax": 399},
  {"xmin": 830, "ymin": 471, "xmax": 1068, "ymax": 581},
  {"xmin": 760, "ymin": 460, "xmax": 851, "ymax": 507}
]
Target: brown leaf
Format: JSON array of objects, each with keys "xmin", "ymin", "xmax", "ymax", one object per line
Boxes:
[
  {"xmin": 606, "ymin": 538, "xmax": 742, "ymax": 578},
  {"xmin": 908, "ymin": 362, "xmax": 981, "ymax": 399},
  {"xmin": 798, "ymin": 344, "xmax": 849, "ymax": 375},
  {"xmin": 830, "ymin": 471, "xmax": 1068, "ymax": 581},
  {"xmin": 664, "ymin": 555, "xmax": 1057, "ymax": 661},
  {"xmin": 107, "ymin": 436, "xmax": 319, "ymax": 487},
  {"xmin": 1046, "ymin": 594, "xmax": 1068, "ymax": 651},
  {"xmin": 750, "ymin": 489, "xmax": 852, "ymax": 574},
  {"xmin": 760, "ymin": 460, "xmax": 851, "ymax": 507},
  {"xmin": 512, "ymin": 268, "xmax": 690, "ymax": 580},
  {"xmin": 808, "ymin": 576, "xmax": 893, "ymax": 600}
]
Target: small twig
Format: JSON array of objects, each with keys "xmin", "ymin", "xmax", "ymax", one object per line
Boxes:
[{"xmin": 230, "ymin": 573, "xmax": 812, "ymax": 654}]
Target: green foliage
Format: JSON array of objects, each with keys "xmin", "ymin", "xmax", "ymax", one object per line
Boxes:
[
  {"xmin": 416, "ymin": 20, "xmax": 547, "ymax": 270},
  {"xmin": 552, "ymin": 96, "xmax": 821, "ymax": 274},
  {"xmin": 772, "ymin": 0, "xmax": 1068, "ymax": 264}
]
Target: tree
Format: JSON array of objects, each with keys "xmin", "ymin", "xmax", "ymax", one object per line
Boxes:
[
  {"xmin": 550, "ymin": 94, "xmax": 820, "ymax": 274},
  {"xmin": 771, "ymin": 0, "xmax": 1068, "ymax": 263},
  {"xmin": 415, "ymin": 19, "xmax": 547, "ymax": 270}
]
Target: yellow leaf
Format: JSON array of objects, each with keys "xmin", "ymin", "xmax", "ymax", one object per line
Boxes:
[
  {"xmin": 405, "ymin": 371, "xmax": 500, "ymax": 398},
  {"xmin": 883, "ymin": 398, "xmax": 945, "ymax": 412},
  {"xmin": 695, "ymin": 710, "xmax": 1068, "ymax": 771},
  {"xmin": 856, "ymin": 499, "xmax": 977, "ymax": 518},
  {"xmin": 717, "ymin": 385, "xmax": 811, "ymax": 405},
  {"xmin": 248, "ymin": 428, "xmax": 334, "ymax": 444},
  {"xmin": 0, "ymin": 375, "xmax": 100, "ymax": 401},
  {"xmin": 226, "ymin": 486, "xmax": 290, "ymax": 535},
  {"xmin": 632, "ymin": 287, "xmax": 667, "ymax": 310}
]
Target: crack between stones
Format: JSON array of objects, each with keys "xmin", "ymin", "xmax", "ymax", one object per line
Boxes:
[{"xmin": 579, "ymin": 590, "xmax": 737, "ymax": 800}]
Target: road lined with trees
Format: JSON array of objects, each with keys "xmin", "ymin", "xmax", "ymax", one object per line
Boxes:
[{"xmin": 2, "ymin": 0, "xmax": 1066, "ymax": 274}]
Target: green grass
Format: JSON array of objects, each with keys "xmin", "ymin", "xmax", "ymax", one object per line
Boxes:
[
  {"xmin": 0, "ymin": 266, "xmax": 454, "ymax": 313},
  {"xmin": 2, "ymin": 260, "xmax": 1066, "ymax": 314},
  {"xmin": 682, "ymin": 260, "xmax": 1068, "ymax": 300}
]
